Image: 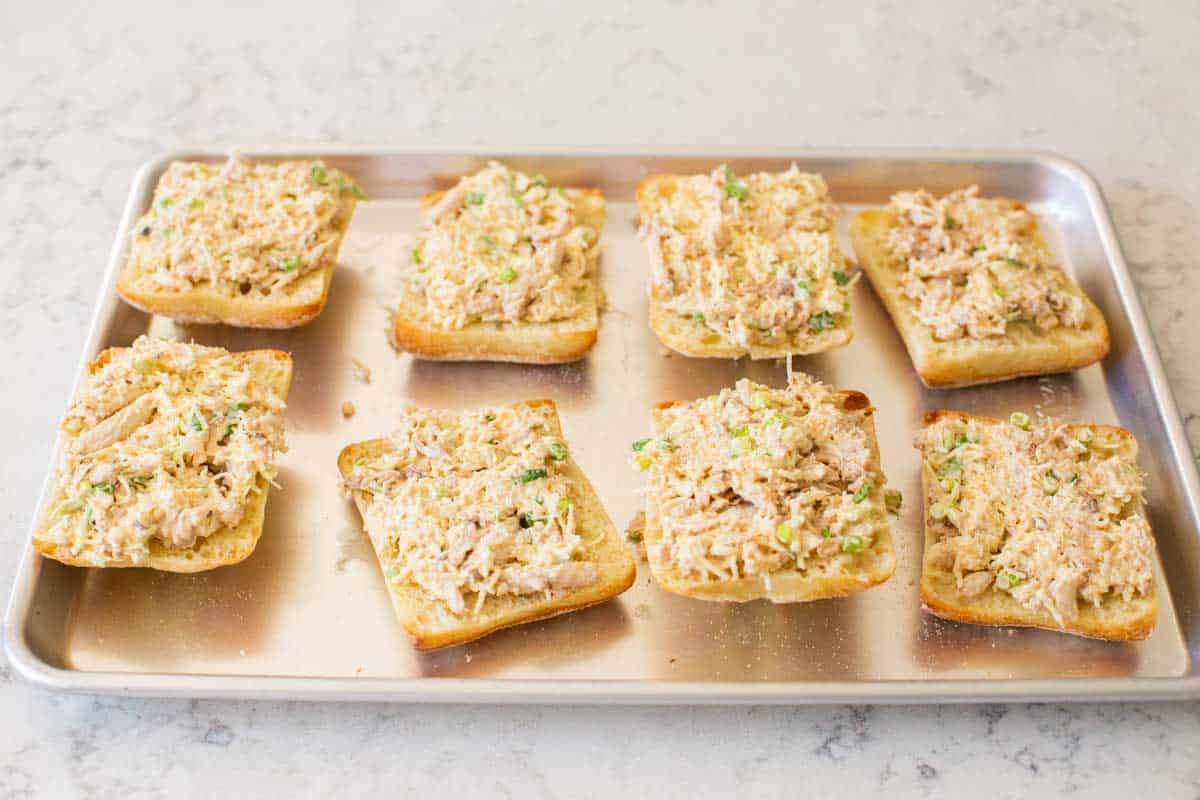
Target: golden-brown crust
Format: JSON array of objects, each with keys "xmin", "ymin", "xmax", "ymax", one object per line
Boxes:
[
  {"xmin": 849, "ymin": 208, "xmax": 1110, "ymax": 388},
  {"xmin": 636, "ymin": 173, "xmax": 855, "ymax": 360},
  {"xmin": 642, "ymin": 388, "xmax": 895, "ymax": 603},
  {"xmin": 393, "ymin": 186, "xmax": 604, "ymax": 364},
  {"xmin": 34, "ymin": 347, "xmax": 293, "ymax": 572},
  {"xmin": 115, "ymin": 170, "xmax": 357, "ymax": 329},
  {"xmin": 337, "ymin": 399, "xmax": 636, "ymax": 650},
  {"xmin": 916, "ymin": 409, "xmax": 1157, "ymax": 641}
]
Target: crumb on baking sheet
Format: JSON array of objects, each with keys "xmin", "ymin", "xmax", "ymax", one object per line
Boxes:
[
  {"xmin": 625, "ymin": 511, "xmax": 647, "ymax": 561},
  {"xmin": 341, "ymin": 401, "xmax": 356, "ymax": 418},
  {"xmin": 351, "ymin": 358, "xmax": 371, "ymax": 383}
]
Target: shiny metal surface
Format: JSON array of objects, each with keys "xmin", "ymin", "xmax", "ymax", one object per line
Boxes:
[{"xmin": 6, "ymin": 147, "xmax": 1200, "ymax": 703}]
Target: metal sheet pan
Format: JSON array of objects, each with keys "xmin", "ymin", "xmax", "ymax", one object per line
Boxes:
[{"xmin": 6, "ymin": 147, "xmax": 1200, "ymax": 704}]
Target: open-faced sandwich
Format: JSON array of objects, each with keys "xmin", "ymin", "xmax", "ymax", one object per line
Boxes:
[
  {"xmin": 392, "ymin": 162, "xmax": 605, "ymax": 363},
  {"xmin": 33, "ymin": 336, "xmax": 292, "ymax": 571},
  {"xmin": 632, "ymin": 373, "xmax": 896, "ymax": 602},
  {"xmin": 849, "ymin": 186, "xmax": 1109, "ymax": 387},
  {"xmin": 117, "ymin": 154, "xmax": 361, "ymax": 328},
  {"xmin": 916, "ymin": 410, "xmax": 1157, "ymax": 640},
  {"xmin": 636, "ymin": 164, "xmax": 854, "ymax": 359},
  {"xmin": 338, "ymin": 400, "xmax": 635, "ymax": 649}
]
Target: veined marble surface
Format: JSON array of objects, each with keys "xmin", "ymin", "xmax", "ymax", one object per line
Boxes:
[{"xmin": 2, "ymin": 1, "xmax": 1199, "ymax": 796}]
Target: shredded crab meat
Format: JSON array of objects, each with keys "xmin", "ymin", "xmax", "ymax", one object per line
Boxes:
[
  {"xmin": 639, "ymin": 164, "xmax": 852, "ymax": 349},
  {"xmin": 886, "ymin": 186, "xmax": 1086, "ymax": 341},
  {"xmin": 635, "ymin": 374, "xmax": 882, "ymax": 582},
  {"xmin": 341, "ymin": 404, "xmax": 598, "ymax": 615},
  {"xmin": 409, "ymin": 162, "xmax": 598, "ymax": 330},
  {"xmin": 45, "ymin": 336, "xmax": 287, "ymax": 563},
  {"xmin": 129, "ymin": 154, "xmax": 358, "ymax": 296},
  {"xmin": 917, "ymin": 415, "xmax": 1155, "ymax": 624}
]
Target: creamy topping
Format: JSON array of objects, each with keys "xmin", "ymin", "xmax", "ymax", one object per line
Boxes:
[
  {"xmin": 917, "ymin": 414, "xmax": 1155, "ymax": 624},
  {"xmin": 886, "ymin": 186, "xmax": 1086, "ymax": 341},
  {"xmin": 635, "ymin": 375, "xmax": 883, "ymax": 582},
  {"xmin": 341, "ymin": 403, "xmax": 598, "ymax": 615},
  {"xmin": 46, "ymin": 336, "xmax": 287, "ymax": 563},
  {"xmin": 129, "ymin": 154, "xmax": 359, "ymax": 296},
  {"xmin": 639, "ymin": 165, "xmax": 851, "ymax": 349},
  {"xmin": 408, "ymin": 162, "xmax": 599, "ymax": 329}
]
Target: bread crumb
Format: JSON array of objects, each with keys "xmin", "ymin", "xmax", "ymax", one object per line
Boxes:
[
  {"xmin": 351, "ymin": 358, "xmax": 371, "ymax": 383},
  {"xmin": 341, "ymin": 401, "xmax": 356, "ymax": 418}
]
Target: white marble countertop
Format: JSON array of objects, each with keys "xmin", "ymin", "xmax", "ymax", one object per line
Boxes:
[{"xmin": 3, "ymin": 1, "xmax": 1199, "ymax": 796}]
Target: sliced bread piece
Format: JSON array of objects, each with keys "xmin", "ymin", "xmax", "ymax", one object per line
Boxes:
[
  {"xmin": 117, "ymin": 155, "xmax": 360, "ymax": 328},
  {"xmin": 391, "ymin": 163, "xmax": 605, "ymax": 363},
  {"xmin": 634, "ymin": 373, "xmax": 895, "ymax": 602},
  {"xmin": 338, "ymin": 399, "xmax": 635, "ymax": 649},
  {"xmin": 916, "ymin": 409, "xmax": 1157, "ymax": 640},
  {"xmin": 636, "ymin": 166, "xmax": 854, "ymax": 360},
  {"xmin": 33, "ymin": 337, "xmax": 292, "ymax": 572},
  {"xmin": 849, "ymin": 187, "xmax": 1109, "ymax": 388}
]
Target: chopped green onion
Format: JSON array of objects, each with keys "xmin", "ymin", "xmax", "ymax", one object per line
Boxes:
[
  {"xmin": 972, "ymin": 245, "xmax": 987, "ymax": 254},
  {"xmin": 809, "ymin": 310, "xmax": 835, "ymax": 333},
  {"xmin": 631, "ymin": 438, "xmax": 651, "ymax": 452},
  {"xmin": 657, "ymin": 437, "xmax": 676, "ymax": 451},
  {"xmin": 189, "ymin": 198, "xmax": 203, "ymax": 209},
  {"xmin": 133, "ymin": 358, "xmax": 158, "ymax": 375},
  {"xmin": 751, "ymin": 392, "xmax": 769, "ymax": 410},
  {"xmin": 311, "ymin": 164, "xmax": 328, "ymax": 185},
  {"xmin": 385, "ymin": 566, "xmax": 400, "ymax": 581},
  {"xmin": 943, "ymin": 431, "xmax": 968, "ymax": 450},
  {"xmin": 519, "ymin": 513, "xmax": 536, "ymax": 528},
  {"xmin": 722, "ymin": 165, "xmax": 748, "ymax": 200},
  {"xmin": 431, "ymin": 485, "xmax": 446, "ymax": 499},
  {"xmin": 339, "ymin": 179, "xmax": 366, "ymax": 199},
  {"xmin": 731, "ymin": 424, "xmax": 750, "ymax": 438},
  {"xmin": 466, "ymin": 191, "xmax": 486, "ymax": 206},
  {"xmin": 841, "ymin": 535, "xmax": 865, "ymax": 553},
  {"xmin": 833, "ymin": 270, "xmax": 849, "ymax": 286},
  {"xmin": 635, "ymin": 454, "xmax": 652, "ymax": 471},
  {"xmin": 938, "ymin": 458, "xmax": 962, "ymax": 477},
  {"xmin": 939, "ymin": 476, "xmax": 959, "ymax": 494},
  {"xmin": 279, "ymin": 255, "xmax": 301, "ymax": 271},
  {"xmin": 944, "ymin": 215, "xmax": 958, "ymax": 230},
  {"xmin": 158, "ymin": 196, "xmax": 173, "ymax": 208},
  {"xmin": 1001, "ymin": 571, "xmax": 1024, "ymax": 588},
  {"xmin": 411, "ymin": 246, "xmax": 422, "ymax": 265},
  {"xmin": 1041, "ymin": 470, "xmax": 1060, "ymax": 495},
  {"xmin": 519, "ymin": 468, "xmax": 548, "ymax": 484},
  {"xmin": 853, "ymin": 483, "xmax": 871, "ymax": 503},
  {"xmin": 1004, "ymin": 257, "xmax": 1026, "ymax": 268},
  {"xmin": 688, "ymin": 312, "xmax": 706, "ymax": 324},
  {"xmin": 127, "ymin": 475, "xmax": 150, "ymax": 490},
  {"xmin": 1010, "ymin": 411, "xmax": 1031, "ymax": 430},
  {"xmin": 55, "ymin": 498, "xmax": 85, "ymax": 516},
  {"xmin": 496, "ymin": 266, "xmax": 518, "ymax": 283},
  {"xmin": 188, "ymin": 411, "xmax": 204, "ymax": 432},
  {"xmin": 884, "ymin": 489, "xmax": 903, "ymax": 513},
  {"xmin": 230, "ymin": 401, "xmax": 248, "ymax": 413},
  {"xmin": 218, "ymin": 422, "xmax": 237, "ymax": 446},
  {"xmin": 930, "ymin": 501, "xmax": 951, "ymax": 520},
  {"xmin": 776, "ymin": 523, "xmax": 793, "ymax": 544},
  {"xmin": 558, "ymin": 496, "xmax": 573, "ymax": 511},
  {"xmin": 548, "ymin": 442, "xmax": 569, "ymax": 461},
  {"xmin": 764, "ymin": 413, "xmax": 783, "ymax": 426},
  {"xmin": 91, "ymin": 482, "xmax": 114, "ymax": 494},
  {"xmin": 794, "ymin": 279, "xmax": 809, "ymax": 293},
  {"xmin": 820, "ymin": 527, "xmax": 833, "ymax": 539}
]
